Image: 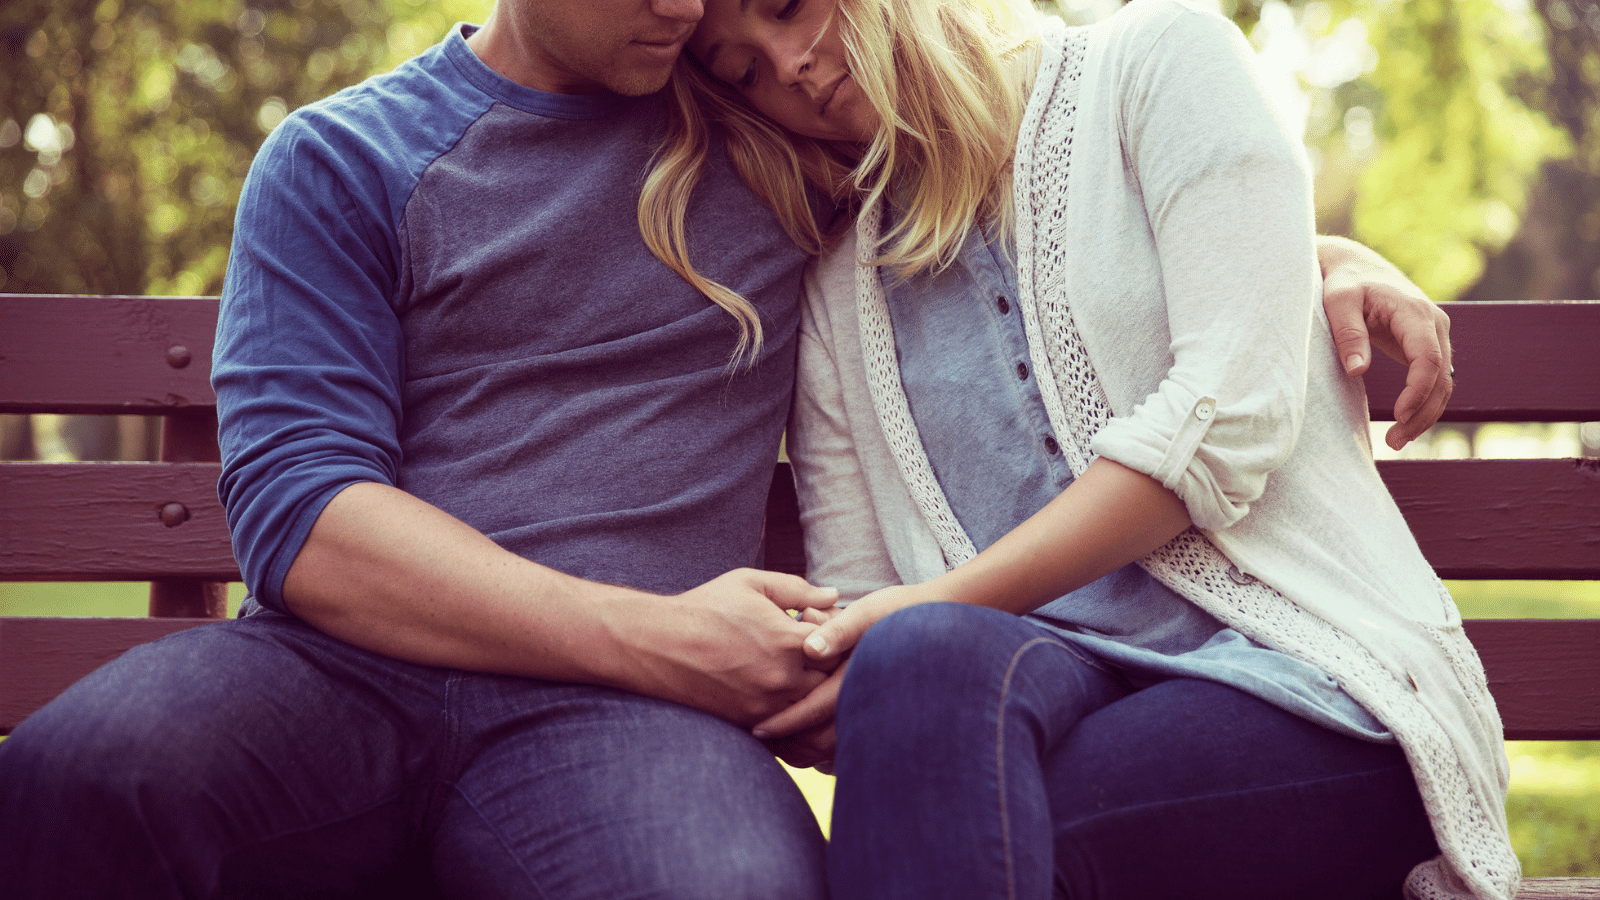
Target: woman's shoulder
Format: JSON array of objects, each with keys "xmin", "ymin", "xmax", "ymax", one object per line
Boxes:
[
  {"xmin": 801, "ymin": 228, "xmax": 861, "ymax": 335},
  {"xmin": 1090, "ymin": 0, "xmax": 1254, "ymax": 64}
]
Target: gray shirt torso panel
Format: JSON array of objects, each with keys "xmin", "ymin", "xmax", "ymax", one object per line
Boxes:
[{"xmin": 394, "ymin": 41, "xmax": 806, "ymax": 594}]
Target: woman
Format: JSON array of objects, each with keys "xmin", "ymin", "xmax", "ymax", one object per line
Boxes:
[{"xmin": 642, "ymin": 1, "xmax": 1517, "ymax": 898}]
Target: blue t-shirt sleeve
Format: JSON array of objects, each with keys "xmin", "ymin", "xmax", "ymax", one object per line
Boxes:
[{"xmin": 213, "ymin": 109, "xmax": 409, "ymax": 613}]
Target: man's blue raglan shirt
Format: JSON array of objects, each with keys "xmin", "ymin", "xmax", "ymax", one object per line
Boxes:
[{"xmin": 215, "ymin": 26, "xmax": 807, "ymax": 613}]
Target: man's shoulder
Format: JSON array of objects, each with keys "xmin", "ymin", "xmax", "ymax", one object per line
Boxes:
[{"xmin": 280, "ymin": 45, "xmax": 487, "ymax": 161}]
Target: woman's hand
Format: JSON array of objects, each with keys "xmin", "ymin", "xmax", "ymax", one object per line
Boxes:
[
  {"xmin": 753, "ymin": 586, "xmax": 936, "ymax": 770},
  {"xmin": 798, "ymin": 585, "xmax": 929, "ymax": 661}
]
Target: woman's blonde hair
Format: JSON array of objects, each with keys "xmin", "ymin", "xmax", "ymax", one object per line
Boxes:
[{"xmin": 639, "ymin": 0, "xmax": 1045, "ymax": 365}]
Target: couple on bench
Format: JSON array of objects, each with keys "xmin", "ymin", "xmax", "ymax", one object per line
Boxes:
[{"xmin": 0, "ymin": 1, "xmax": 1514, "ymax": 898}]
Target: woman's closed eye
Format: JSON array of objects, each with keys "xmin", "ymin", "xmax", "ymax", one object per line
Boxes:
[{"xmin": 732, "ymin": 0, "xmax": 805, "ymax": 90}]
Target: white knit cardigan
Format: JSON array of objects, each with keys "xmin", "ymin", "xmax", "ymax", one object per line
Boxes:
[{"xmin": 787, "ymin": 2, "xmax": 1519, "ymax": 898}]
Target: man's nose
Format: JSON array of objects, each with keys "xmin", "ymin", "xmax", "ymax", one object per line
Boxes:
[{"xmin": 653, "ymin": 0, "xmax": 705, "ymax": 24}]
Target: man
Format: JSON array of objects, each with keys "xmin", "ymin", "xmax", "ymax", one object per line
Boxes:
[{"xmin": 0, "ymin": 1, "xmax": 1451, "ymax": 896}]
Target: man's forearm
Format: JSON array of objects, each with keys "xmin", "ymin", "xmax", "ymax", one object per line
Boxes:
[
  {"xmin": 280, "ymin": 481, "xmax": 833, "ymax": 725},
  {"xmin": 282, "ymin": 481, "xmax": 649, "ymax": 686},
  {"xmin": 1313, "ymin": 234, "xmax": 1368, "ymax": 277}
]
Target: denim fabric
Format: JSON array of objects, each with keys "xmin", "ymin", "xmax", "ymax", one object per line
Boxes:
[
  {"xmin": 828, "ymin": 604, "xmax": 1437, "ymax": 900},
  {"xmin": 883, "ymin": 225, "xmax": 1389, "ymax": 741},
  {"xmin": 0, "ymin": 610, "xmax": 827, "ymax": 900}
]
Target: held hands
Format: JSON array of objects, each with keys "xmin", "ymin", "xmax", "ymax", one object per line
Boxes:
[
  {"xmin": 754, "ymin": 585, "xmax": 936, "ymax": 771},
  {"xmin": 1318, "ymin": 236, "xmax": 1454, "ymax": 450},
  {"xmin": 642, "ymin": 569, "xmax": 840, "ymax": 728}
]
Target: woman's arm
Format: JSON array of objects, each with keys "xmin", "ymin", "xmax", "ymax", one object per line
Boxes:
[
  {"xmin": 909, "ymin": 458, "xmax": 1189, "ymax": 612},
  {"xmin": 757, "ymin": 456, "xmax": 1189, "ymax": 746}
]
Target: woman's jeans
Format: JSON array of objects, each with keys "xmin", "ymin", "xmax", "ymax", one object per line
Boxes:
[
  {"xmin": 829, "ymin": 603, "xmax": 1439, "ymax": 900},
  {"xmin": 0, "ymin": 608, "xmax": 827, "ymax": 900}
]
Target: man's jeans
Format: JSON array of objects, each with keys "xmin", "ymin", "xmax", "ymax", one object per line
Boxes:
[
  {"xmin": 828, "ymin": 603, "xmax": 1439, "ymax": 900},
  {"xmin": 0, "ymin": 608, "xmax": 827, "ymax": 900}
]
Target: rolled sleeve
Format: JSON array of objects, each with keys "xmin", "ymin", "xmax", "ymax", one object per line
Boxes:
[
  {"xmin": 1087, "ymin": 5, "xmax": 1317, "ymax": 531},
  {"xmin": 214, "ymin": 112, "xmax": 408, "ymax": 612}
]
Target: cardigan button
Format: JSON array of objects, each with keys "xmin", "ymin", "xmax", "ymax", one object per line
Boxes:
[
  {"xmin": 1226, "ymin": 564, "xmax": 1257, "ymax": 586},
  {"xmin": 1195, "ymin": 398, "xmax": 1216, "ymax": 420}
]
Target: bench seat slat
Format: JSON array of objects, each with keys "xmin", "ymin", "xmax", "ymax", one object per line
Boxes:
[
  {"xmin": 1515, "ymin": 878, "xmax": 1600, "ymax": 899},
  {"xmin": 1381, "ymin": 458, "xmax": 1600, "ymax": 579},
  {"xmin": 0, "ymin": 463, "xmax": 237, "ymax": 581},
  {"xmin": 1367, "ymin": 301, "xmax": 1600, "ymax": 422},
  {"xmin": 0, "ymin": 295, "xmax": 218, "ymax": 415}
]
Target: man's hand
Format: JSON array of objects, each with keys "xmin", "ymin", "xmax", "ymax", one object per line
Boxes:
[
  {"xmin": 1317, "ymin": 235, "xmax": 1453, "ymax": 450},
  {"xmin": 622, "ymin": 569, "xmax": 840, "ymax": 728},
  {"xmin": 752, "ymin": 587, "xmax": 931, "ymax": 770}
]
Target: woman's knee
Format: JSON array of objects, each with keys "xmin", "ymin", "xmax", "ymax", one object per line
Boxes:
[
  {"xmin": 845, "ymin": 602, "xmax": 1086, "ymax": 700},
  {"xmin": 848, "ymin": 602, "xmax": 1005, "ymax": 687}
]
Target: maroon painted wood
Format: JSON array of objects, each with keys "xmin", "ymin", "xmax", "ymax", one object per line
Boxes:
[
  {"xmin": 0, "ymin": 462, "xmax": 237, "ymax": 581},
  {"xmin": 151, "ymin": 408, "xmax": 226, "ymax": 617},
  {"xmin": 762, "ymin": 463, "xmax": 806, "ymax": 577},
  {"xmin": 0, "ymin": 295, "xmax": 218, "ymax": 415},
  {"xmin": 1464, "ymin": 619, "xmax": 1600, "ymax": 740},
  {"xmin": 0, "ymin": 616, "xmax": 217, "ymax": 733},
  {"xmin": 1380, "ymin": 458, "xmax": 1600, "ymax": 579},
  {"xmin": 1366, "ymin": 301, "xmax": 1600, "ymax": 423}
]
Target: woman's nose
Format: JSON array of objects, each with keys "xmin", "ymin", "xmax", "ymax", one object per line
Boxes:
[{"xmin": 774, "ymin": 42, "xmax": 813, "ymax": 88}]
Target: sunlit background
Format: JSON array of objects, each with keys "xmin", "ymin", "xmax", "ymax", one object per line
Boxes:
[{"xmin": 2, "ymin": 0, "xmax": 1597, "ymax": 876}]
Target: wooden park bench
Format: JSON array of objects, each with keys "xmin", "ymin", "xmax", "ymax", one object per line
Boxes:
[{"xmin": 1, "ymin": 293, "xmax": 1597, "ymax": 898}]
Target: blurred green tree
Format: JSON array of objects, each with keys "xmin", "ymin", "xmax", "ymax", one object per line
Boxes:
[
  {"xmin": 1460, "ymin": 0, "xmax": 1600, "ymax": 301},
  {"xmin": 0, "ymin": 0, "xmax": 464, "ymax": 295},
  {"xmin": 1055, "ymin": 0, "xmax": 1579, "ymax": 303},
  {"xmin": 1, "ymin": 0, "xmax": 1593, "ymax": 303}
]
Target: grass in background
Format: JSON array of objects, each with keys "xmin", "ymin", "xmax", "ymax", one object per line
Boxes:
[
  {"xmin": 1507, "ymin": 741, "xmax": 1600, "ymax": 876},
  {"xmin": 0, "ymin": 581, "xmax": 247, "ymax": 618},
  {"xmin": 4, "ymin": 580, "xmax": 1596, "ymax": 873}
]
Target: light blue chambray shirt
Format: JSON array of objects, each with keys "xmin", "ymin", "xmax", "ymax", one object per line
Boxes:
[{"xmin": 883, "ymin": 222, "xmax": 1391, "ymax": 741}]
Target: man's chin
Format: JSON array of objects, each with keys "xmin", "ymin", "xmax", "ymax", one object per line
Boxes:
[{"xmin": 606, "ymin": 67, "xmax": 675, "ymax": 98}]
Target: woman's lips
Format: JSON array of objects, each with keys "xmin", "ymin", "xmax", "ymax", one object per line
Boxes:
[{"xmin": 821, "ymin": 73, "xmax": 853, "ymax": 117}]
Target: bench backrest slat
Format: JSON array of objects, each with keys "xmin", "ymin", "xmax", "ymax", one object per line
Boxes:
[
  {"xmin": 1463, "ymin": 619, "xmax": 1600, "ymax": 740},
  {"xmin": 1380, "ymin": 458, "xmax": 1600, "ymax": 579},
  {"xmin": 3, "ymin": 295, "xmax": 1598, "ymax": 755},
  {"xmin": 0, "ymin": 296, "xmax": 218, "ymax": 416},
  {"xmin": 0, "ymin": 462, "xmax": 236, "ymax": 581},
  {"xmin": 0, "ymin": 617, "xmax": 216, "ymax": 729},
  {"xmin": 1366, "ymin": 301, "xmax": 1600, "ymax": 422}
]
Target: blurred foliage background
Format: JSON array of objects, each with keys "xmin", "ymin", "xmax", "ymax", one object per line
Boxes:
[
  {"xmin": 1, "ymin": 0, "xmax": 1596, "ymax": 878},
  {"xmin": 4, "ymin": 0, "xmax": 1599, "ymax": 302}
]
